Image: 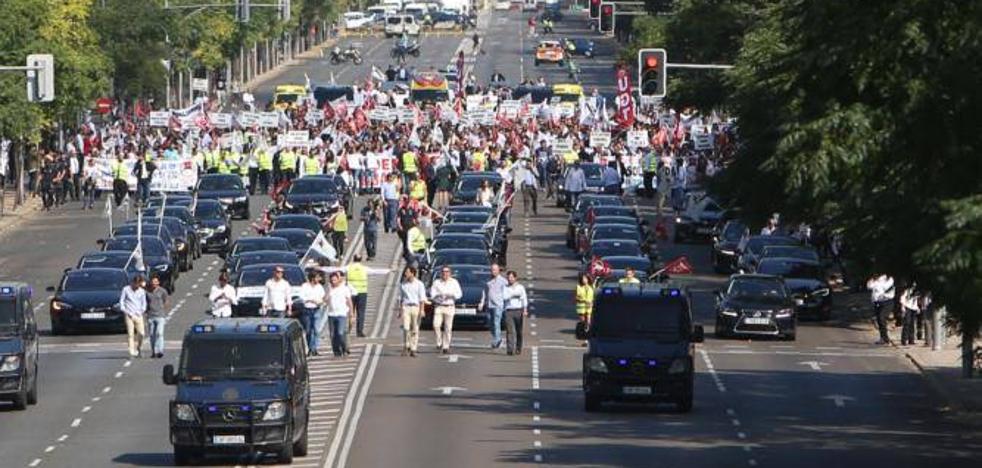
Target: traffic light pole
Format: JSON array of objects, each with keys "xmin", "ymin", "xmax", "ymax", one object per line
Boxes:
[{"xmin": 666, "ymin": 63, "xmax": 734, "ymax": 70}]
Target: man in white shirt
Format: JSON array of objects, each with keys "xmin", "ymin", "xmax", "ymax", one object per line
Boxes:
[
  {"xmin": 299, "ymin": 272, "xmax": 326, "ymax": 355},
  {"xmin": 867, "ymin": 274, "xmax": 895, "ymax": 345},
  {"xmin": 398, "ymin": 266, "xmax": 428, "ymax": 357},
  {"xmin": 119, "ymin": 275, "xmax": 147, "ymax": 357},
  {"xmin": 208, "ymin": 273, "xmax": 238, "ymax": 318},
  {"xmin": 899, "ymin": 284, "xmax": 920, "ymax": 346},
  {"xmin": 262, "ymin": 266, "xmax": 293, "ymax": 317},
  {"xmin": 502, "ymin": 271, "xmax": 528, "ymax": 356},
  {"xmin": 325, "ymin": 272, "xmax": 354, "ymax": 357},
  {"xmin": 429, "ymin": 266, "xmax": 463, "ymax": 354}
]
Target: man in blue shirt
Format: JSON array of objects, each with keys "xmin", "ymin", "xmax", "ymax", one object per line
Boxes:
[
  {"xmin": 482, "ymin": 263, "xmax": 508, "ymax": 349},
  {"xmin": 601, "ymin": 161, "xmax": 621, "ymax": 195}
]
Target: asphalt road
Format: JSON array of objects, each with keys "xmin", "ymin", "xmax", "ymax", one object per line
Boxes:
[{"xmin": 1, "ymin": 7, "xmax": 980, "ymax": 468}]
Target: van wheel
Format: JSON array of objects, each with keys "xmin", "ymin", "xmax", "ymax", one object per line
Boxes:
[
  {"xmin": 173, "ymin": 446, "xmax": 197, "ymax": 466},
  {"xmin": 27, "ymin": 365, "xmax": 38, "ymax": 405},
  {"xmin": 10, "ymin": 387, "xmax": 28, "ymax": 410},
  {"xmin": 584, "ymin": 394, "xmax": 602, "ymax": 412},
  {"xmin": 278, "ymin": 437, "xmax": 294, "ymax": 464},
  {"xmin": 293, "ymin": 421, "xmax": 309, "ymax": 457}
]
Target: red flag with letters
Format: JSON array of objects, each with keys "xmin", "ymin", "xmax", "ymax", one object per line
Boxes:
[{"xmin": 663, "ymin": 256, "xmax": 693, "ymax": 275}]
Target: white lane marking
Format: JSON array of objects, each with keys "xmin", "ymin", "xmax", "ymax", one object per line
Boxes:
[
  {"xmin": 81, "ymin": 406, "xmax": 91, "ymax": 413},
  {"xmin": 91, "ymin": 397, "xmax": 101, "ymax": 402},
  {"xmin": 798, "ymin": 360, "xmax": 828, "ymax": 371},
  {"xmin": 533, "ymin": 440, "xmax": 542, "ymax": 448},
  {"xmin": 102, "ymin": 386, "xmax": 111, "ymax": 393},
  {"xmin": 57, "ymin": 435, "xmax": 68, "ymax": 442},
  {"xmin": 114, "ymin": 371, "xmax": 124, "ymax": 378},
  {"xmin": 335, "ymin": 344, "xmax": 383, "ymax": 468},
  {"xmin": 531, "ymin": 346, "xmax": 540, "ymax": 390},
  {"xmin": 29, "ymin": 459, "xmax": 42, "ymax": 467},
  {"xmin": 44, "ymin": 446, "xmax": 55, "ymax": 453},
  {"xmin": 699, "ymin": 349, "xmax": 726, "ymax": 393}
]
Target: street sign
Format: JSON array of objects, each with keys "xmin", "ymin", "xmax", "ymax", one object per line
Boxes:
[
  {"xmin": 191, "ymin": 78, "xmax": 209, "ymax": 92},
  {"xmin": 95, "ymin": 97, "xmax": 113, "ymax": 114}
]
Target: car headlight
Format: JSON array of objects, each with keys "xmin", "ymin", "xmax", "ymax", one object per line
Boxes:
[
  {"xmin": 173, "ymin": 403, "xmax": 197, "ymax": 422},
  {"xmin": 720, "ymin": 308, "xmax": 737, "ymax": 317},
  {"xmin": 51, "ymin": 300, "xmax": 69, "ymax": 311},
  {"xmin": 811, "ymin": 288, "xmax": 830, "ymax": 297},
  {"xmin": 197, "ymin": 228, "xmax": 214, "ymax": 236},
  {"xmin": 219, "ymin": 198, "xmax": 233, "ymax": 205},
  {"xmin": 234, "ymin": 196, "xmax": 248, "ymax": 203},
  {"xmin": 585, "ymin": 357, "xmax": 608, "ymax": 373},
  {"xmin": 0, "ymin": 355, "xmax": 22, "ymax": 372},
  {"xmin": 668, "ymin": 358, "xmax": 690, "ymax": 375},
  {"xmin": 154, "ymin": 264, "xmax": 170, "ymax": 271},
  {"xmin": 775, "ymin": 308, "xmax": 794, "ymax": 318},
  {"xmin": 263, "ymin": 401, "xmax": 287, "ymax": 420},
  {"xmin": 215, "ymin": 225, "xmax": 227, "ymax": 233},
  {"xmin": 177, "ymin": 241, "xmax": 187, "ymax": 251}
]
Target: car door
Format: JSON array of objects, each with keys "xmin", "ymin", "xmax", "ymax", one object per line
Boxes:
[{"xmin": 23, "ymin": 294, "xmax": 38, "ymax": 389}]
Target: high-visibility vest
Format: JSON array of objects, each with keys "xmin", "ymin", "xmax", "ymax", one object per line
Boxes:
[
  {"xmin": 237, "ymin": 154, "xmax": 248, "ymax": 175},
  {"xmin": 112, "ymin": 161, "xmax": 127, "ymax": 180},
  {"xmin": 347, "ymin": 262, "xmax": 368, "ymax": 294},
  {"xmin": 409, "ymin": 180, "xmax": 426, "ymax": 201},
  {"xmin": 407, "ymin": 226, "xmax": 427, "ymax": 253},
  {"xmin": 575, "ymin": 284, "xmax": 594, "ymax": 315},
  {"xmin": 257, "ymin": 150, "xmax": 273, "ymax": 170},
  {"xmin": 333, "ymin": 212, "xmax": 348, "ymax": 232},
  {"xmin": 402, "ymin": 152, "xmax": 417, "ymax": 173},
  {"xmin": 205, "ymin": 150, "xmax": 218, "ymax": 169},
  {"xmin": 619, "ymin": 277, "xmax": 640, "ymax": 285},
  {"xmin": 144, "ymin": 152, "xmax": 154, "ymax": 162},
  {"xmin": 645, "ymin": 153, "xmax": 658, "ymax": 172},
  {"xmin": 472, "ymin": 152, "xmax": 486, "ymax": 170},
  {"xmin": 217, "ymin": 157, "xmax": 231, "ymax": 174},
  {"xmin": 280, "ymin": 151, "xmax": 296, "ymax": 171},
  {"xmin": 563, "ymin": 151, "xmax": 578, "ymax": 164},
  {"xmin": 304, "ymin": 156, "xmax": 319, "ymax": 175}
]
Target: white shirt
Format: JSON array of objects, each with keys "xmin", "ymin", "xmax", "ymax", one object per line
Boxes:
[
  {"xmin": 503, "ymin": 283, "xmax": 528, "ymax": 310},
  {"xmin": 429, "ymin": 278, "xmax": 462, "ymax": 306},
  {"xmin": 262, "ymin": 278, "xmax": 293, "ymax": 312},
  {"xmin": 325, "ymin": 285, "xmax": 352, "ymax": 317},
  {"xmin": 209, "ymin": 284, "xmax": 238, "ymax": 317},
  {"xmin": 298, "ymin": 282, "xmax": 326, "ymax": 309},
  {"xmin": 867, "ymin": 275, "xmax": 895, "ymax": 303},
  {"xmin": 900, "ymin": 288, "xmax": 919, "ymax": 311},
  {"xmin": 119, "ymin": 286, "xmax": 146, "ymax": 318}
]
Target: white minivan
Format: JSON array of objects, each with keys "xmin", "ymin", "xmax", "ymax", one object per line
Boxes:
[{"xmin": 384, "ymin": 14, "xmax": 421, "ymax": 37}]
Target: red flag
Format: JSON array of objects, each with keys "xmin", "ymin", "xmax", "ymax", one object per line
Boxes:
[
  {"xmin": 334, "ymin": 101, "xmax": 349, "ymax": 120},
  {"xmin": 589, "ymin": 256, "xmax": 612, "ymax": 278},
  {"xmin": 353, "ymin": 107, "xmax": 367, "ymax": 130},
  {"xmin": 323, "ymin": 101, "xmax": 335, "ymax": 121},
  {"xmin": 663, "ymin": 256, "xmax": 694, "ymax": 275}
]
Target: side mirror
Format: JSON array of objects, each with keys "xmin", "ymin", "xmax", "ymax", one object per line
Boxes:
[
  {"xmin": 692, "ymin": 325, "xmax": 705, "ymax": 343},
  {"xmin": 63, "ymin": 267, "xmax": 72, "ymax": 273},
  {"xmin": 794, "ymin": 298, "xmax": 805, "ymax": 306},
  {"xmin": 162, "ymin": 364, "xmax": 177, "ymax": 385},
  {"xmin": 45, "ymin": 286, "xmax": 56, "ymax": 292}
]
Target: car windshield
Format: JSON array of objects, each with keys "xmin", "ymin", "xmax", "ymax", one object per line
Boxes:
[
  {"xmin": 411, "ymin": 89, "xmax": 449, "ymax": 103},
  {"xmin": 727, "ymin": 278, "xmax": 788, "ymax": 300},
  {"xmin": 757, "ymin": 260, "xmax": 822, "ymax": 279},
  {"xmin": 604, "ymin": 257, "xmax": 650, "ymax": 271},
  {"xmin": 430, "ymin": 267, "xmax": 490, "ymax": 284},
  {"xmin": 235, "ymin": 254, "xmax": 297, "ymax": 271},
  {"xmin": 432, "ymin": 252, "xmax": 489, "ymax": 266},
  {"xmin": 194, "ymin": 202, "xmax": 225, "ymax": 219},
  {"xmin": 457, "ymin": 178, "xmax": 489, "ymax": 191},
  {"xmin": 79, "ymin": 254, "xmax": 130, "ymax": 269},
  {"xmin": 746, "ymin": 237, "xmax": 797, "ymax": 255},
  {"xmin": 591, "ymin": 298, "xmax": 687, "ymax": 341},
  {"xmin": 198, "ymin": 176, "xmax": 243, "ymax": 191},
  {"xmin": 289, "ymin": 178, "xmax": 336, "ymax": 194},
  {"xmin": 269, "ymin": 231, "xmax": 315, "ymax": 248},
  {"xmin": 64, "ymin": 270, "xmax": 129, "ymax": 291},
  {"xmin": 275, "ymin": 93, "xmax": 300, "ymax": 104},
  {"xmin": 447, "ymin": 212, "xmax": 488, "ymax": 223},
  {"xmin": 592, "ymin": 242, "xmax": 641, "ymax": 257},
  {"xmin": 181, "ymin": 338, "xmax": 285, "ymax": 380},
  {"xmin": 105, "ymin": 238, "xmax": 168, "ymax": 257},
  {"xmin": 722, "ymin": 222, "xmax": 747, "ymax": 242},
  {"xmin": 0, "ymin": 300, "xmax": 19, "ymax": 326},
  {"xmin": 433, "ymin": 236, "xmax": 486, "ymax": 250},
  {"xmin": 581, "ymin": 165, "xmax": 602, "ymax": 180},
  {"xmin": 233, "ymin": 239, "xmax": 290, "ymax": 255},
  {"xmin": 762, "ymin": 245, "xmax": 819, "ymax": 262},
  {"xmin": 238, "ymin": 268, "xmax": 304, "ymax": 287},
  {"xmin": 594, "ymin": 226, "xmax": 640, "ymax": 239},
  {"xmin": 273, "ymin": 217, "xmax": 321, "ymax": 231}
]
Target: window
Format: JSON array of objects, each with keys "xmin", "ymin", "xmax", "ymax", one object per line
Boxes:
[
  {"xmin": 181, "ymin": 338, "xmax": 285, "ymax": 380},
  {"xmin": 591, "ymin": 298, "xmax": 689, "ymax": 341}
]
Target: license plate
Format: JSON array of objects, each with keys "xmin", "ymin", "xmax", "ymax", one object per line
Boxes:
[
  {"xmin": 80, "ymin": 312, "xmax": 106, "ymax": 320},
  {"xmin": 696, "ymin": 227, "xmax": 713, "ymax": 234},
  {"xmin": 213, "ymin": 435, "xmax": 245, "ymax": 445},
  {"xmin": 623, "ymin": 386, "xmax": 652, "ymax": 395},
  {"xmin": 744, "ymin": 317, "xmax": 770, "ymax": 325},
  {"xmin": 456, "ymin": 308, "xmax": 476, "ymax": 315}
]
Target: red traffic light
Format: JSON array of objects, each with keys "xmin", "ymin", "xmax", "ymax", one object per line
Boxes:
[
  {"xmin": 602, "ymin": 5, "xmax": 612, "ymax": 14},
  {"xmin": 645, "ymin": 56, "xmax": 659, "ymax": 68}
]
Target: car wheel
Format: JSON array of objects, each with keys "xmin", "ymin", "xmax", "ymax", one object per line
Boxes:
[
  {"xmin": 714, "ymin": 318, "xmax": 728, "ymax": 339},
  {"xmin": 293, "ymin": 418, "xmax": 309, "ymax": 456},
  {"xmin": 27, "ymin": 365, "xmax": 38, "ymax": 405},
  {"xmin": 277, "ymin": 437, "xmax": 295, "ymax": 464},
  {"xmin": 10, "ymin": 386, "xmax": 28, "ymax": 410},
  {"xmin": 584, "ymin": 393, "xmax": 602, "ymax": 412},
  {"xmin": 50, "ymin": 319, "xmax": 65, "ymax": 336},
  {"xmin": 172, "ymin": 446, "xmax": 198, "ymax": 466}
]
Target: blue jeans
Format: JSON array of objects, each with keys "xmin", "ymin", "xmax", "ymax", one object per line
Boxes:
[
  {"xmin": 302, "ymin": 307, "xmax": 323, "ymax": 352},
  {"xmin": 137, "ymin": 179, "xmax": 151, "ymax": 204},
  {"xmin": 146, "ymin": 317, "xmax": 166, "ymax": 355},
  {"xmin": 487, "ymin": 306, "xmax": 504, "ymax": 346},
  {"xmin": 353, "ymin": 293, "xmax": 368, "ymax": 335},
  {"xmin": 328, "ymin": 315, "xmax": 349, "ymax": 356},
  {"xmin": 384, "ymin": 199, "xmax": 398, "ymax": 232}
]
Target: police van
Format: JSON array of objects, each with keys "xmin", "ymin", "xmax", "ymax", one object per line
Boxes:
[
  {"xmin": 0, "ymin": 283, "xmax": 39, "ymax": 410},
  {"xmin": 577, "ymin": 282, "xmax": 704, "ymax": 412},
  {"xmin": 163, "ymin": 318, "xmax": 310, "ymax": 464}
]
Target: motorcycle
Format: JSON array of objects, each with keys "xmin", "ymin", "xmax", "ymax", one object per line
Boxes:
[
  {"xmin": 330, "ymin": 46, "xmax": 363, "ymax": 65},
  {"xmin": 391, "ymin": 41, "xmax": 421, "ymax": 63}
]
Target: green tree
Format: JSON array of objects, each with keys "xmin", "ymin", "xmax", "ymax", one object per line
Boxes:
[{"xmin": 90, "ymin": 0, "xmax": 169, "ymax": 101}]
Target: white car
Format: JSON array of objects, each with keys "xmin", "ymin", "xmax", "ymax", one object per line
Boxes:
[
  {"xmin": 384, "ymin": 14, "xmax": 421, "ymax": 37},
  {"xmin": 342, "ymin": 12, "xmax": 375, "ymax": 30},
  {"xmin": 494, "ymin": 1, "xmax": 511, "ymax": 10}
]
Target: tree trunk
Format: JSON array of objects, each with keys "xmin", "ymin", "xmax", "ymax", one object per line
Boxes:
[{"xmin": 962, "ymin": 329, "xmax": 976, "ymax": 379}]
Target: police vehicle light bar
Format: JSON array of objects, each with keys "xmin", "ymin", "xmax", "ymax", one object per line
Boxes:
[
  {"xmin": 0, "ymin": 287, "xmax": 14, "ymax": 296},
  {"xmin": 192, "ymin": 325, "xmax": 215, "ymax": 333},
  {"xmin": 600, "ymin": 286, "xmax": 682, "ymax": 296},
  {"xmin": 257, "ymin": 324, "xmax": 280, "ymax": 333}
]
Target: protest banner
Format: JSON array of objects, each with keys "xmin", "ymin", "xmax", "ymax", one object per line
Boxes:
[
  {"xmin": 277, "ymin": 130, "xmax": 311, "ymax": 148},
  {"xmin": 92, "ymin": 158, "xmax": 198, "ymax": 192},
  {"xmin": 627, "ymin": 130, "xmax": 649, "ymax": 148},
  {"xmin": 590, "ymin": 130, "xmax": 611, "ymax": 148},
  {"xmin": 258, "ymin": 112, "xmax": 279, "ymax": 128},
  {"xmin": 148, "ymin": 111, "xmax": 170, "ymax": 127}
]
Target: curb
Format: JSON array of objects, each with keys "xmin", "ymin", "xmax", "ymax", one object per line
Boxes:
[
  {"xmin": 901, "ymin": 350, "xmax": 968, "ymax": 415},
  {"xmin": 0, "ymin": 196, "xmax": 43, "ymax": 240}
]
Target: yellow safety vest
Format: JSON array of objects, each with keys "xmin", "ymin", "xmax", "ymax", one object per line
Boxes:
[
  {"xmin": 409, "ymin": 180, "xmax": 427, "ymax": 201},
  {"xmin": 258, "ymin": 150, "xmax": 273, "ymax": 170},
  {"xmin": 575, "ymin": 284, "xmax": 594, "ymax": 316},
  {"xmin": 645, "ymin": 154, "xmax": 658, "ymax": 172},
  {"xmin": 280, "ymin": 151, "xmax": 296, "ymax": 171},
  {"xmin": 332, "ymin": 212, "xmax": 348, "ymax": 232},
  {"xmin": 347, "ymin": 262, "xmax": 368, "ymax": 294},
  {"xmin": 407, "ymin": 226, "xmax": 427, "ymax": 253},
  {"xmin": 217, "ymin": 158, "xmax": 231, "ymax": 174},
  {"xmin": 304, "ymin": 156, "xmax": 319, "ymax": 175},
  {"xmin": 205, "ymin": 150, "xmax": 218, "ymax": 169},
  {"xmin": 112, "ymin": 161, "xmax": 127, "ymax": 180},
  {"xmin": 563, "ymin": 151, "xmax": 578, "ymax": 164},
  {"xmin": 619, "ymin": 277, "xmax": 641, "ymax": 285},
  {"xmin": 472, "ymin": 152, "xmax": 486, "ymax": 170},
  {"xmin": 402, "ymin": 152, "xmax": 417, "ymax": 173}
]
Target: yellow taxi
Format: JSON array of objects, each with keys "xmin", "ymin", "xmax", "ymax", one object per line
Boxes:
[
  {"xmin": 552, "ymin": 83, "xmax": 584, "ymax": 114},
  {"xmin": 409, "ymin": 72, "xmax": 450, "ymax": 105},
  {"xmin": 272, "ymin": 84, "xmax": 308, "ymax": 110},
  {"xmin": 535, "ymin": 40, "xmax": 566, "ymax": 67}
]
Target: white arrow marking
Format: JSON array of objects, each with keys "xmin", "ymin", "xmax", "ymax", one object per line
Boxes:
[
  {"xmin": 446, "ymin": 354, "xmax": 472, "ymax": 363},
  {"xmin": 798, "ymin": 361, "xmax": 829, "ymax": 371},
  {"xmin": 821, "ymin": 394, "xmax": 855, "ymax": 407},
  {"xmin": 432, "ymin": 386, "xmax": 467, "ymax": 396}
]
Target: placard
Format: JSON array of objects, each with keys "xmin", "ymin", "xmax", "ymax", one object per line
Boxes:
[
  {"xmin": 368, "ymin": 108, "xmax": 396, "ymax": 122},
  {"xmin": 552, "ymin": 138, "xmax": 573, "ymax": 155},
  {"xmin": 397, "ymin": 107, "xmax": 415, "ymax": 124},
  {"xmin": 258, "ymin": 112, "xmax": 279, "ymax": 128},
  {"xmin": 589, "ymin": 130, "xmax": 611, "ymax": 148},
  {"xmin": 305, "ymin": 109, "xmax": 324, "ymax": 124},
  {"xmin": 277, "ymin": 130, "xmax": 311, "ymax": 148},
  {"xmin": 92, "ymin": 158, "xmax": 198, "ymax": 192},
  {"xmin": 627, "ymin": 130, "xmax": 649, "ymax": 148},
  {"xmin": 238, "ymin": 112, "xmax": 259, "ymax": 127},
  {"xmin": 148, "ymin": 111, "xmax": 170, "ymax": 127},
  {"xmin": 498, "ymin": 99, "xmax": 521, "ymax": 119},
  {"xmin": 466, "ymin": 94, "xmax": 485, "ymax": 111},
  {"xmin": 209, "ymin": 113, "xmax": 232, "ymax": 129}
]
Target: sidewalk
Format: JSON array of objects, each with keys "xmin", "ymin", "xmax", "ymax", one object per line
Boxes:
[
  {"xmin": 834, "ymin": 290, "xmax": 982, "ymax": 414},
  {"xmin": 0, "ymin": 190, "xmax": 42, "ymax": 240}
]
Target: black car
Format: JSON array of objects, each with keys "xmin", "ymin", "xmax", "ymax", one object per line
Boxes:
[
  {"xmin": 224, "ymin": 237, "xmax": 293, "ymax": 270},
  {"xmin": 422, "ymin": 265, "xmax": 491, "ymax": 329},
  {"xmin": 430, "ymin": 248, "xmax": 491, "ymax": 271},
  {"xmin": 567, "ymin": 203, "xmax": 635, "ymax": 247},
  {"xmin": 271, "ymin": 214, "xmax": 323, "ymax": 234},
  {"xmin": 308, "ymin": 174, "xmax": 354, "ymax": 218},
  {"xmin": 116, "ymin": 219, "xmax": 188, "ymax": 272},
  {"xmin": 590, "ymin": 255, "xmax": 654, "ymax": 280},
  {"xmin": 756, "ymin": 257, "xmax": 831, "ymax": 320},
  {"xmin": 102, "ymin": 236, "xmax": 178, "ymax": 292},
  {"xmin": 566, "ymin": 194, "xmax": 624, "ymax": 246},
  {"xmin": 711, "ymin": 220, "xmax": 748, "ymax": 273},
  {"xmin": 0, "ymin": 282, "xmax": 39, "ymax": 410},
  {"xmin": 450, "ymin": 172, "xmax": 504, "ymax": 206},
  {"xmin": 759, "ymin": 244, "xmax": 821, "ymax": 263},
  {"xmin": 267, "ymin": 228, "xmax": 317, "ymax": 259},
  {"xmin": 232, "ymin": 264, "xmax": 304, "ymax": 316},
  {"xmin": 148, "ymin": 193, "xmax": 194, "ymax": 210},
  {"xmin": 229, "ymin": 251, "xmax": 301, "ymax": 278},
  {"xmin": 714, "ymin": 274, "xmax": 797, "ymax": 340},
  {"xmin": 674, "ymin": 197, "xmax": 725, "ymax": 243},
  {"xmin": 563, "ymin": 38, "xmax": 595, "ymax": 57},
  {"xmin": 138, "ymin": 217, "xmax": 197, "ymax": 271},
  {"xmin": 444, "ymin": 211, "xmax": 493, "ymax": 225},
  {"xmin": 583, "ymin": 240, "xmax": 644, "ymax": 263},
  {"xmin": 577, "ymin": 282, "xmax": 704, "ymax": 412},
  {"xmin": 48, "ymin": 268, "xmax": 130, "ymax": 334},
  {"xmin": 193, "ymin": 199, "xmax": 232, "ymax": 254},
  {"xmin": 163, "ymin": 318, "xmax": 310, "ymax": 464},
  {"xmin": 196, "ymin": 174, "xmax": 250, "ymax": 220},
  {"xmin": 431, "ymin": 233, "xmax": 489, "ymax": 253},
  {"xmin": 435, "ymin": 222, "xmax": 509, "ymax": 262},
  {"xmin": 736, "ymin": 235, "xmax": 801, "ymax": 273},
  {"xmin": 144, "ymin": 207, "xmax": 203, "ymax": 259},
  {"xmin": 284, "ymin": 177, "xmax": 342, "ymax": 218}
]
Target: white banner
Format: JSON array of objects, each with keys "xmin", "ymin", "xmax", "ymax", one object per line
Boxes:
[
  {"xmin": 277, "ymin": 130, "xmax": 311, "ymax": 148},
  {"xmin": 238, "ymin": 112, "xmax": 259, "ymax": 127},
  {"xmin": 552, "ymin": 138, "xmax": 573, "ymax": 156},
  {"xmin": 627, "ymin": 130, "xmax": 649, "ymax": 148},
  {"xmin": 258, "ymin": 112, "xmax": 279, "ymax": 128},
  {"xmin": 397, "ymin": 108, "xmax": 415, "ymax": 124},
  {"xmin": 148, "ymin": 111, "xmax": 170, "ymax": 127},
  {"xmin": 305, "ymin": 109, "xmax": 324, "ymax": 124},
  {"xmin": 209, "ymin": 113, "xmax": 233, "ymax": 129},
  {"xmin": 589, "ymin": 130, "xmax": 611, "ymax": 148},
  {"xmin": 92, "ymin": 158, "xmax": 198, "ymax": 192},
  {"xmin": 498, "ymin": 100, "xmax": 521, "ymax": 119}
]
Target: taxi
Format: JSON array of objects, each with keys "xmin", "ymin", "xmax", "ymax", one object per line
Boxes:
[
  {"xmin": 552, "ymin": 83, "xmax": 583, "ymax": 114},
  {"xmin": 272, "ymin": 84, "xmax": 308, "ymax": 111},
  {"xmin": 409, "ymin": 71, "xmax": 451, "ymax": 105},
  {"xmin": 535, "ymin": 40, "xmax": 566, "ymax": 66}
]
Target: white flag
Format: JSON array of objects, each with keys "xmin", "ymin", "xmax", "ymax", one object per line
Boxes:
[
  {"xmin": 301, "ymin": 231, "xmax": 337, "ymax": 266},
  {"xmin": 103, "ymin": 195, "xmax": 112, "ymax": 219}
]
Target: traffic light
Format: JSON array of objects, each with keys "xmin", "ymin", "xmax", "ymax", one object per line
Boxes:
[
  {"xmin": 590, "ymin": 0, "xmax": 601, "ymax": 19},
  {"xmin": 599, "ymin": 3, "xmax": 614, "ymax": 33},
  {"xmin": 638, "ymin": 48, "xmax": 667, "ymax": 98},
  {"xmin": 26, "ymin": 54, "xmax": 54, "ymax": 103},
  {"xmin": 279, "ymin": 0, "xmax": 291, "ymax": 22},
  {"xmin": 236, "ymin": 0, "xmax": 250, "ymax": 22}
]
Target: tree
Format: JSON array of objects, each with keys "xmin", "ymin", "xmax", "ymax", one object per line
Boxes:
[{"xmin": 90, "ymin": 0, "xmax": 169, "ymax": 101}]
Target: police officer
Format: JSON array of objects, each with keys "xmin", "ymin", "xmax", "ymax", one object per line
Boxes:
[
  {"xmin": 642, "ymin": 150, "xmax": 658, "ymax": 199},
  {"xmin": 280, "ymin": 147, "xmax": 297, "ymax": 183},
  {"xmin": 111, "ymin": 154, "xmax": 129, "ymax": 207},
  {"xmin": 327, "ymin": 206, "xmax": 348, "ymax": 257},
  {"xmin": 401, "ymin": 149, "xmax": 418, "ymax": 192},
  {"xmin": 408, "ymin": 173, "xmax": 427, "ymax": 202},
  {"xmin": 405, "ymin": 219, "xmax": 428, "ymax": 267},
  {"xmin": 302, "ymin": 151, "xmax": 320, "ymax": 177},
  {"xmin": 347, "ymin": 255, "xmax": 369, "ymax": 337},
  {"xmin": 256, "ymin": 145, "xmax": 273, "ymax": 194}
]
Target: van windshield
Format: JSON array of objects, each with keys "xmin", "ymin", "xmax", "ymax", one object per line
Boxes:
[
  {"xmin": 591, "ymin": 298, "xmax": 687, "ymax": 341},
  {"xmin": 0, "ymin": 300, "xmax": 21, "ymax": 326},
  {"xmin": 181, "ymin": 338, "xmax": 285, "ymax": 380}
]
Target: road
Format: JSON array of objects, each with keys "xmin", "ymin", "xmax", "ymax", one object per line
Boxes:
[{"xmin": 0, "ymin": 7, "xmax": 980, "ymax": 468}]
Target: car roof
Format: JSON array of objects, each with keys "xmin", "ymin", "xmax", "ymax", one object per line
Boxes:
[
  {"xmin": 199, "ymin": 173, "xmax": 240, "ymax": 181},
  {"xmin": 730, "ymin": 273, "xmax": 784, "ymax": 282},
  {"xmin": 268, "ymin": 228, "xmax": 316, "ymax": 235},
  {"xmin": 239, "ymin": 263, "xmax": 304, "ymax": 273},
  {"xmin": 758, "ymin": 256, "xmax": 821, "ymax": 266},
  {"xmin": 65, "ymin": 267, "xmax": 128, "ymax": 277}
]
